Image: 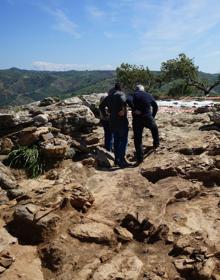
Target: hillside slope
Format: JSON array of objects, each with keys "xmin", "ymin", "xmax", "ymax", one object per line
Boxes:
[
  {"xmin": 0, "ymin": 68, "xmax": 219, "ymax": 107},
  {"xmin": 0, "ymin": 68, "xmax": 115, "ymax": 107}
]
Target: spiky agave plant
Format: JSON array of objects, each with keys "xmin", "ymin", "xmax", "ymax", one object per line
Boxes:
[{"xmin": 8, "ymin": 145, "xmax": 43, "ymax": 178}]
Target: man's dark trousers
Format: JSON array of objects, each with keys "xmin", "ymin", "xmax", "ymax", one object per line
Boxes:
[
  {"xmin": 112, "ymin": 125, "xmax": 128, "ymax": 165},
  {"xmin": 101, "ymin": 120, "xmax": 113, "ymax": 151},
  {"xmin": 133, "ymin": 116, "xmax": 159, "ymax": 161}
]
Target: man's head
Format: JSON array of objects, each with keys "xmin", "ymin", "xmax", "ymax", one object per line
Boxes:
[
  {"xmin": 114, "ymin": 82, "xmax": 122, "ymax": 91},
  {"xmin": 136, "ymin": 84, "xmax": 145, "ymax": 91}
]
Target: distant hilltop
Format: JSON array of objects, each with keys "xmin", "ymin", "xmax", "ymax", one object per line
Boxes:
[
  {"xmin": 0, "ymin": 67, "xmax": 219, "ymax": 107},
  {"xmin": 0, "ymin": 68, "xmax": 116, "ymax": 107}
]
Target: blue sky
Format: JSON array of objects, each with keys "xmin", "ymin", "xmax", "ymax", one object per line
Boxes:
[{"xmin": 1, "ymin": 0, "xmax": 220, "ymax": 73}]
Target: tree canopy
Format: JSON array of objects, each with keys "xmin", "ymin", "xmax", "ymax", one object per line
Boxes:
[
  {"xmin": 160, "ymin": 53, "xmax": 198, "ymax": 82},
  {"xmin": 161, "ymin": 54, "xmax": 220, "ymax": 95},
  {"xmin": 116, "ymin": 63, "xmax": 155, "ymax": 91}
]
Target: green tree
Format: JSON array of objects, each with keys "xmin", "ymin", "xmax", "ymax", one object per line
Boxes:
[
  {"xmin": 161, "ymin": 53, "xmax": 198, "ymax": 82},
  {"xmin": 161, "ymin": 53, "xmax": 220, "ymax": 96},
  {"xmin": 116, "ymin": 63, "xmax": 155, "ymax": 91},
  {"xmin": 187, "ymin": 74, "xmax": 220, "ymax": 96}
]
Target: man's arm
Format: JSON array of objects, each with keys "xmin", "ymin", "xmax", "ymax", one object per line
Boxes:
[
  {"xmin": 151, "ymin": 99, "xmax": 158, "ymax": 118},
  {"xmin": 99, "ymin": 96, "xmax": 109, "ymax": 118},
  {"xmin": 126, "ymin": 94, "xmax": 134, "ymax": 110},
  {"xmin": 117, "ymin": 92, "xmax": 127, "ymax": 117}
]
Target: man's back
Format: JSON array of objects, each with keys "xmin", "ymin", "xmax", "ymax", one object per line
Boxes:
[
  {"xmin": 99, "ymin": 90, "xmax": 128, "ymax": 131},
  {"xmin": 133, "ymin": 90, "xmax": 158, "ymax": 118}
]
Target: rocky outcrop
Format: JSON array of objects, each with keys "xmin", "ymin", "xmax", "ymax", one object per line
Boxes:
[
  {"xmin": 210, "ymin": 112, "xmax": 220, "ymax": 126},
  {"xmin": 0, "ymin": 96, "xmax": 220, "ymax": 279}
]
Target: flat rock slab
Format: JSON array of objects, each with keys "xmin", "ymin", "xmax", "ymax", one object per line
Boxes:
[
  {"xmin": 92, "ymin": 249, "xmax": 143, "ymax": 280},
  {"xmin": 69, "ymin": 222, "xmax": 115, "ymax": 244},
  {"xmin": 0, "ymin": 245, "xmax": 44, "ymax": 280},
  {"xmin": 0, "ymin": 228, "xmax": 17, "ymax": 253}
]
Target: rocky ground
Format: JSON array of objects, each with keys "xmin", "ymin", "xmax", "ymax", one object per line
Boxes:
[{"xmin": 0, "ymin": 95, "xmax": 220, "ymax": 280}]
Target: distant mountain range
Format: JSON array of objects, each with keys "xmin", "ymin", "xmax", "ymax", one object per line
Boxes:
[
  {"xmin": 0, "ymin": 68, "xmax": 116, "ymax": 107},
  {"xmin": 0, "ymin": 67, "xmax": 219, "ymax": 107}
]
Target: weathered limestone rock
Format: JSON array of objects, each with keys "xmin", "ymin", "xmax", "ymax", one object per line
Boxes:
[
  {"xmin": 0, "ymin": 250, "xmax": 15, "ymax": 268},
  {"xmin": 9, "ymin": 203, "xmax": 60, "ymax": 243},
  {"xmin": 140, "ymin": 153, "xmax": 183, "ymax": 183},
  {"xmin": 40, "ymin": 138, "xmax": 68, "ymax": 158},
  {"xmin": 92, "ymin": 249, "xmax": 143, "ymax": 280},
  {"xmin": 210, "ymin": 112, "xmax": 220, "ymax": 126},
  {"xmin": 171, "ymin": 235, "xmax": 202, "ymax": 256},
  {"xmin": 0, "ymin": 228, "xmax": 17, "ymax": 253},
  {"xmin": 0, "ymin": 162, "xmax": 17, "ymax": 190},
  {"xmin": 69, "ymin": 222, "xmax": 115, "ymax": 244},
  {"xmin": 174, "ymin": 258, "xmax": 194, "ymax": 276},
  {"xmin": 39, "ymin": 97, "xmax": 57, "ymax": 107},
  {"xmin": 40, "ymin": 242, "xmax": 64, "ymax": 272},
  {"xmin": 0, "ymin": 138, "xmax": 14, "ymax": 154},
  {"xmin": 33, "ymin": 114, "xmax": 49, "ymax": 126},
  {"xmin": 194, "ymin": 106, "xmax": 212, "ymax": 114},
  {"xmin": 6, "ymin": 187, "xmax": 25, "ymax": 199},
  {"xmin": 71, "ymin": 139, "xmax": 90, "ymax": 153},
  {"xmin": 95, "ymin": 147, "xmax": 114, "ymax": 168},
  {"xmin": 199, "ymin": 258, "xmax": 216, "ymax": 280},
  {"xmin": 59, "ymin": 96, "xmax": 83, "ymax": 106},
  {"xmin": 49, "ymin": 105, "xmax": 99, "ymax": 135},
  {"xmin": 0, "ymin": 113, "xmax": 18, "ymax": 129},
  {"xmin": 65, "ymin": 185, "xmax": 94, "ymax": 212},
  {"xmin": 82, "ymin": 157, "xmax": 96, "ymax": 167},
  {"xmin": 114, "ymin": 225, "xmax": 133, "ymax": 242},
  {"xmin": 13, "ymin": 126, "xmax": 50, "ymax": 146},
  {"xmin": 80, "ymin": 93, "xmax": 106, "ymax": 116}
]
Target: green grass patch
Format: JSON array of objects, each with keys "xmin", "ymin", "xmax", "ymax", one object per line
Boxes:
[{"xmin": 8, "ymin": 145, "xmax": 43, "ymax": 178}]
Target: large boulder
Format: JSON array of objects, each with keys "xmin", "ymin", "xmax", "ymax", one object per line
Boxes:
[
  {"xmin": 209, "ymin": 112, "xmax": 220, "ymax": 126},
  {"xmin": 80, "ymin": 93, "xmax": 107, "ymax": 117},
  {"xmin": 92, "ymin": 249, "xmax": 143, "ymax": 280},
  {"xmin": 48, "ymin": 105, "xmax": 99, "ymax": 135},
  {"xmin": 8, "ymin": 203, "xmax": 60, "ymax": 244}
]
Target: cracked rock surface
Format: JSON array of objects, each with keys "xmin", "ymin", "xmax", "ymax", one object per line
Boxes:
[{"xmin": 0, "ymin": 96, "xmax": 220, "ymax": 279}]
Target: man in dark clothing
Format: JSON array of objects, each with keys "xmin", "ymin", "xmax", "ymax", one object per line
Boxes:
[
  {"xmin": 99, "ymin": 92, "xmax": 114, "ymax": 151},
  {"xmin": 128, "ymin": 84, "xmax": 159, "ymax": 163},
  {"xmin": 99, "ymin": 83, "xmax": 129, "ymax": 168}
]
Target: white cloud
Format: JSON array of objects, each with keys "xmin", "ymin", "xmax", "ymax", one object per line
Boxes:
[
  {"xmin": 87, "ymin": 6, "xmax": 105, "ymax": 18},
  {"xmin": 130, "ymin": 0, "xmax": 220, "ymax": 66},
  {"xmin": 42, "ymin": 6, "xmax": 80, "ymax": 38},
  {"xmin": 32, "ymin": 61, "xmax": 115, "ymax": 71}
]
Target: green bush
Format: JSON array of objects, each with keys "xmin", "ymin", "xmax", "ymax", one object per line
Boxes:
[{"xmin": 8, "ymin": 146, "xmax": 43, "ymax": 178}]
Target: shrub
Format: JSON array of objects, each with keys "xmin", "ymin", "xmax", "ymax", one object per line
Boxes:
[{"xmin": 8, "ymin": 145, "xmax": 43, "ymax": 178}]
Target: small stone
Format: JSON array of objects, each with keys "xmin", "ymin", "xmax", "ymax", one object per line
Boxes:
[
  {"xmin": 7, "ymin": 188, "xmax": 25, "ymax": 199},
  {"xmin": 114, "ymin": 226, "xmax": 133, "ymax": 242},
  {"xmin": 82, "ymin": 157, "xmax": 96, "ymax": 166},
  {"xmin": 33, "ymin": 114, "xmax": 49, "ymax": 125},
  {"xmin": 0, "ymin": 265, "xmax": 6, "ymax": 274},
  {"xmin": 0, "ymin": 251, "xmax": 15, "ymax": 268},
  {"xmin": 0, "ymin": 138, "xmax": 14, "ymax": 154},
  {"xmin": 41, "ymin": 132, "xmax": 54, "ymax": 142}
]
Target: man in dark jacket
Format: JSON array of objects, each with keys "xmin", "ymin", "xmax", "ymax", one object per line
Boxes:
[
  {"xmin": 128, "ymin": 84, "xmax": 159, "ymax": 164},
  {"xmin": 99, "ymin": 83, "xmax": 129, "ymax": 168},
  {"xmin": 99, "ymin": 89, "xmax": 114, "ymax": 151}
]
